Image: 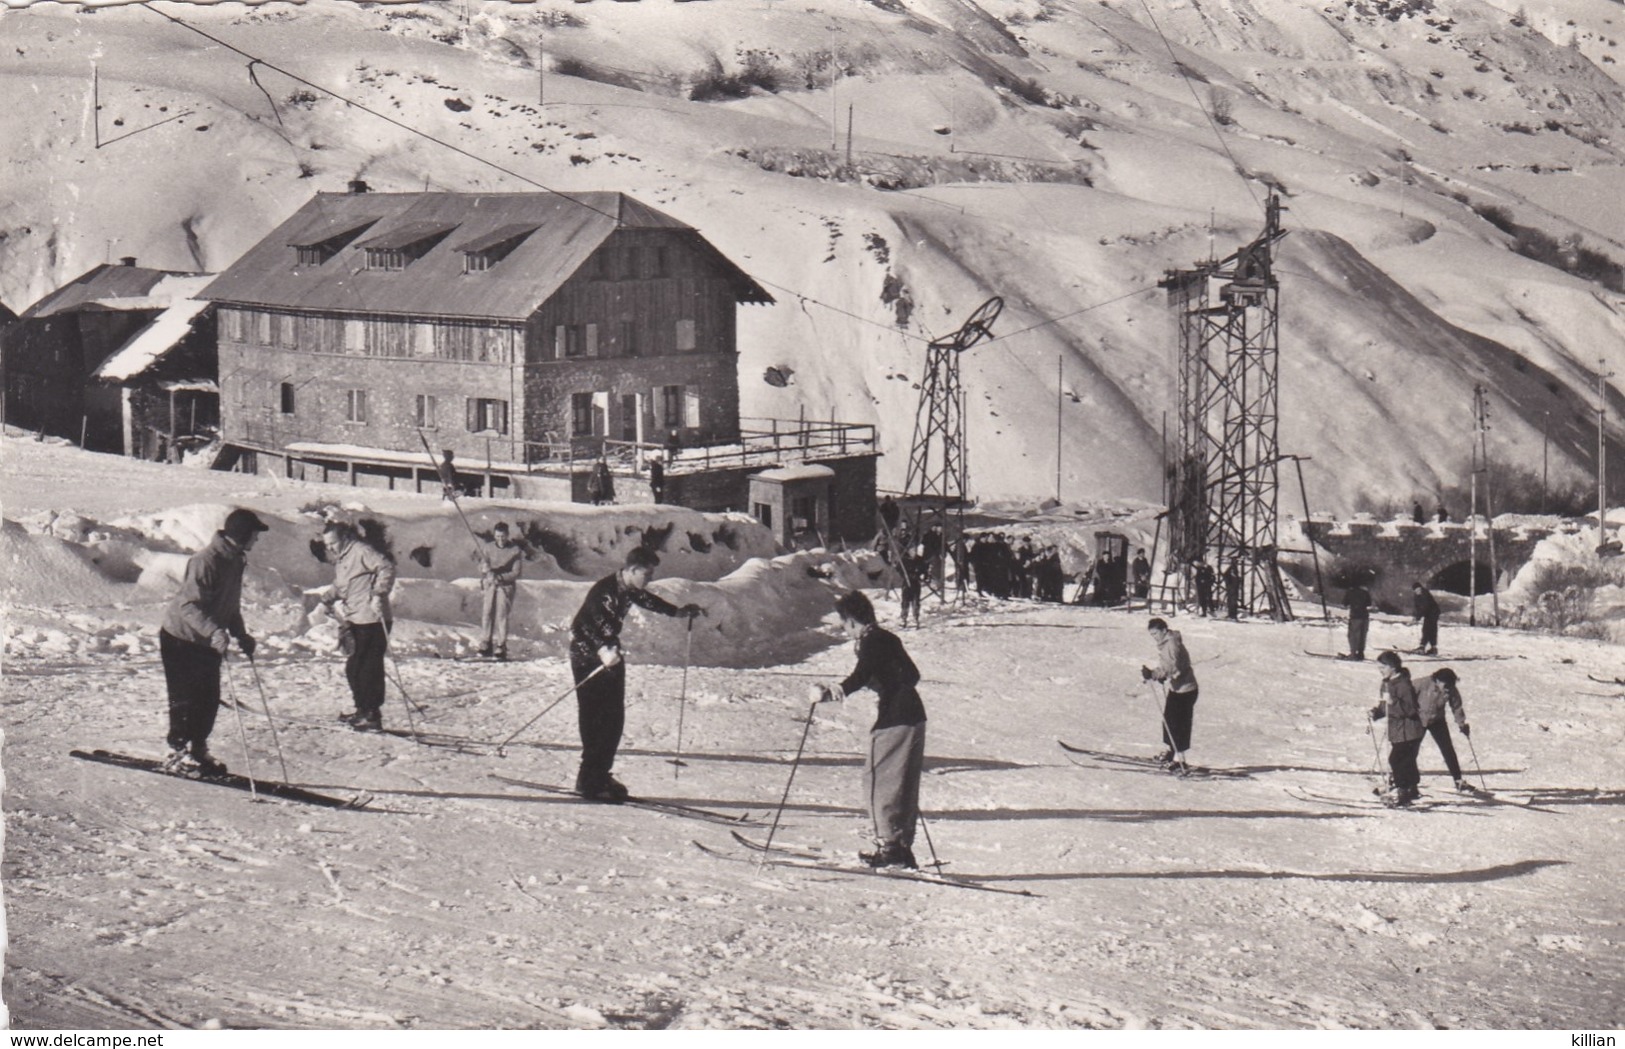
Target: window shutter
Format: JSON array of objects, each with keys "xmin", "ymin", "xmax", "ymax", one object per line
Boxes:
[
  {"xmin": 496, "ymin": 400, "xmax": 509, "ymax": 435},
  {"xmin": 585, "ymin": 323, "xmax": 599, "ymax": 359},
  {"xmin": 676, "ymin": 319, "xmax": 696, "ymax": 352},
  {"xmin": 553, "ymin": 325, "xmax": 566, "ymax": 360},
  {"xmin": 650, "ymin": 387, "xmax": 664, "ymax": 431},
  {"xmin": 684, "ymin": 389, "xmax": 701, "ymax": 428},
  {"xmin": 466, "ymin": 397, "xmax": 479, "ymax": 433}
]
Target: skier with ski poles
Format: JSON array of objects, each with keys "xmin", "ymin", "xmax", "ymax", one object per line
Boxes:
[
  {"xmin": 158, "ymin": 507, "xmax": 269, "ymax": 775},
  {"xmin": 311, "ymin": 520, "xmax": 397, "ymax": 733},
  {"xmin": 569, "ymin": 547, "xmax": 704, "ymax": 800},
  {"xmin": 1369, "ymin": 651, "xmax": 1425, "ymax": 807},
  {"xmin": 1418, "ymin": 666, "xmax": 1473, "ymax": 792},
  {"xmin": 477, "ymin": 522, "xmax": 524, "ymax": 660},
  {"xmin": 1141, "ymin": 617, "xmax": 1198, "ymax": 769},
  {"xmin": 812, "ymin": 590, "xmax": 928, "ymax": 870}
]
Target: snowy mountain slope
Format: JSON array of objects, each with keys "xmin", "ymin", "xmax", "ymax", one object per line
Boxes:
[{"xmin": 2, "ymin": 0, "xmax": 1624, "ymax": 508}]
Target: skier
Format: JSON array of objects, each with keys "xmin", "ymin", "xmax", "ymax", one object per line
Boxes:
[
  {"xmin": 569, "ymin": 547, "xmax": 704, "ymax": 800},
  {"xmin": 1194, "ymin": 560, "xmax": 1216, "ymax": 616},
  {"xmin": 1141, "ymin": 617, "xmax": 1199, "ymax": 768},
  {"xmin": 1222, "ymin": 560, "xmax": 1243, "ymax": 620},
  {"xmin": 814, "ymin": 590, "xmax": 928, "ymax": 869},
  {"xmin": 1418, "ymin": 667, "xmax": 1472, "ymax": 792},
  {"xmin": 314, "ymin": 520, "xmax": 397, "ymax": 732},
  {"xmin": 1343, "ymin": 577, "xmax": 1372, "ymax": 660},
  {"xmin": 158, "ymin": 508, "xmax": 269, "ymax": 774},
  {"xmin": 1131, "ymin": 548, "xmax": 1152, "ymax": 601},
  {"xmin": 477, "ymin": 522, "xmax": 524, "ymax": 660},
  {"xmin": 1369, "ymin": 651, "xmax": 1425, "ymax": 806},
  {"xmin": 1411, "ymin": 581, "xmax": 1440, "ymax": 655},
  {"xmin": 898, "ymin": 543, "xmax": 925, "ymax": 628}
]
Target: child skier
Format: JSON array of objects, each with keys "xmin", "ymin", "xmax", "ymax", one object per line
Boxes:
[
  {"xmin": 1418, "ymin": 666, "xmax": 1472, "ymax": 792},
  {"xmin": 1369, "ymin": 651, "xmax": 1425, "ymax": 806}
]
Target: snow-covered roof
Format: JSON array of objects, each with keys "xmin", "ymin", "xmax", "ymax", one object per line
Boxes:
[
  {"xmin": 94, "ymin": 297, "xmax": 213, "ymax": 383},
  {"xmin": 21, "ymin": 264, "xmax": 208, "ymax": 320},
  {"xmin": 752, "ymin": 464, "xmax": 836, "ymax": 484}
]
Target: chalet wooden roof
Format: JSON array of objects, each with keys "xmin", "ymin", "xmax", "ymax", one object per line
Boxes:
[
  {"xmin": 202, "ymin": 191, "xmax": 774, "ymax": 320},
  {"xmin": 20, "ymin": 264, "xmax": 201, "ymax": 320}
]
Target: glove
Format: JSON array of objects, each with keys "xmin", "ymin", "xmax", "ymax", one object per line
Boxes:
[
  {"xmin": 1368, "ymin": 705, "xmax": 1384, "ymax": 721},
  {"xmin": 680, "ymin": 603, "xmax": 706, "ymax": 620},
  {"xmin": 823, "ymin": 678, "xmax": 845, "ymax": 703},
  {"xmin": 209, "ymin": 630, "xmax": 232, "ymax": 657},
  {"xmin": 597, "ymin": 644, "xmax": 622, "ymax": 669},
  {"xmin": 1460, "ymin": 723, "xmax": 1470, "ymax": 738},
  {"xmin": 1140, "ymin": 665, "xmax": 1154, "ymax": 681},
  {"xmin": 240, "ymin": 634, "xmax": 258, "ymax": 660},
  {"xmin": 808, "ymin": 684, "xmax": 830, "ymax": 705}
]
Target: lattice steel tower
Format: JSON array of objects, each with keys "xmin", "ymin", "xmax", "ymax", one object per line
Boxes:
[
  {"xmin": 902, "ymin": 296, "xmax": 1003, "ymax": 601},
  {"xmin": 1161, "ymin": 195, "xmax": 1292, "ymax": 620}
]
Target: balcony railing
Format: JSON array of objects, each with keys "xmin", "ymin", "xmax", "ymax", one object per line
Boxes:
[{"xmin": 518, "ymin": 419, "xmax": 879, "ymax": 476}]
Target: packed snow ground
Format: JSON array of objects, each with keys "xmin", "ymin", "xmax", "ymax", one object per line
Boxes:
[{"xmin": 4, "ymin": 436, "xmax": 1624, "ymax": 1030}]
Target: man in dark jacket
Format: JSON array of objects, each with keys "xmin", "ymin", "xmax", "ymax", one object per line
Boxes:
[
  {"xmin": 1131, "ymin": 549, "xmax": 1152, "ymax": 601},
  {"xmin": 1222, "ymin": 561, "xmax": 1243, "ymax": 619},
  {"xmin": 1411, "ymin": 582, "xmax": 1440, "ymax": 655},
  {"xmin": 1142, "ymin": 618, "xmax": 1199, "ymax": 768},
  {"xmin": 1370, "ymin": 651, "xmax": 1425, "ymax": 806},
  {"xmin": 817, "ymin": 590, "xmax": 928, "ymax": 869},
  {"xmin": 1194, "ymin": 560, "xmax": 1216, "ymax": 616},
  {"xmin": 159, "ymin": 508, "xmax": 268, "ymax": 775},
  {"xmin": 569, "ymin": 547, "xmax": 704, "ymax": 800},
  {"xmin": 1343, "ymin": 578, "xmax": 1373, "ymax": 660}
]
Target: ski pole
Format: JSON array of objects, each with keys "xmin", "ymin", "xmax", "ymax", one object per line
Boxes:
[
  {"xmin": 917, "ymin": 811, "xmax": 944, "ymax": 876},
  {"xmin": 495, "ymin": 664, "xmax": 607, "ymax": 756},
  {"xmin": 379, "ymin": 620, "xmax": 422, "ymax": 744},
  {"xmin": 244, "ymin": 653, "xmax": 290, "ymax": 784},
  {"xmin": 1141, "ymin": 678, "xmax": 1188, "ymax": 774},
  {"xmin": 673, "ymin": 615, "xmax": 693, "ymax": 778},
  {"xmin": 761, "ymin": 700, "xmax": 819, "ymax": 867},
  {"xmin": 1366, "ymin": 715, "xmax": 1388, "ymax": 790},
  {"xmin": 1465, "ymin": 732, "xmax": 1487, "ymax": 791},
  {"xmin": 418, "ymin": 428, "xmax": 493, "ymax": 571},
  {"xmin": 222, "ymin": 658, "xmax": 259, "ymax": 798}
]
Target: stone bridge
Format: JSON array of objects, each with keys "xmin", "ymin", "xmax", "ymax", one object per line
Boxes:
[{"xmin": 1287, "ymin": 517, "xmax": 1559, "ymax": 614}]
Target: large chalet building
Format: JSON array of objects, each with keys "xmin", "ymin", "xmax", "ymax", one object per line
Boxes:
[{"xmin": 201, "ymin": 187, "xmax": 878, "ymax": 541}]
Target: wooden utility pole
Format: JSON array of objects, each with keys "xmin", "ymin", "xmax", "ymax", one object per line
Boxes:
[{"xmin": 1055, "ymin": 354, "xmax": 1063, "ymax": 504}]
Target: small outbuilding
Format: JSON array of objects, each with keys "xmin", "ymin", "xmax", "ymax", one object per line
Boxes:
[{"xmin": 749, "ymin": 464, "xmax": 836, "ymax": 549}]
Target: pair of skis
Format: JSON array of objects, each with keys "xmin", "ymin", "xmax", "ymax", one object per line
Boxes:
[
  {"xmin": 70, "ymin": 749, "xmax": 372, "ymax": 810},
  {"xmin": 698, "ymin": 831, "xmax": 1039, "ymax": 897}
]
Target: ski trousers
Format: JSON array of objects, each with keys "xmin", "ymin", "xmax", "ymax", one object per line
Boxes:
[
  {"xmin": 1388, "ymin": 735, "xmax": 1423, "ymax": 794},
  {"xmin": 345, "ymin": 621, "xmax": 388, "ymax": 717},
  {"xmin": 1419, "ymin": 614, "xmax": 1439, "ymax": 653},
  {"xmin": 1347, "ymin": 613, "xmax": 1370, "ymax": 659},
  {"xmin": 1425, "ymin": 719, "xmax": 1463, "ymax": 781},
  {"xmin": 573, "ymin": 654, "xmax": 627, "ymax": 791},
  {"xmin": 866, "ymin": 721, "xmax": 926, "ymax": 849},
  {"xmin": 481, "ymin": 585, "xmax": 515, "ymax": 649},
  {"xmin": 160, "ymin": 628, "xmax": 222, "ymax": 753},
  {"xmin": 1162, "ymin": 687, "xmax": 1199, "ymax": 753}
]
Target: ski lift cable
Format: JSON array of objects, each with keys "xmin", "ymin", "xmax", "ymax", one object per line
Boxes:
[
  {"xmin": 1135, "ymin": 0, "xmax": 1262, "ymax": 214},
  {"xmin": 138, "ymin": 3, "xmax": 620, "ymax": 223}
]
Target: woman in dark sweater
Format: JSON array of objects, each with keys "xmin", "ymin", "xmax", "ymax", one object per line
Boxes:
[{"xmin": 816, "ymin": 591, "xmax": 928, "ymax": 869}]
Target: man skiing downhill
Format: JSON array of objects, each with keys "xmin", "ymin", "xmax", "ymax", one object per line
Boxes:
[
  {"xmin": 1141, "ymin": 617, "xmax": 1199, "ymax": 768},
  {"xmin": 815, "ymin": 590, "xmax": 928, "ymax": 870},
  {"xmin": 159, "ymin": 508, "xmax": 269, "ymax": 775},
  {"xmin": 569, "ymin": 547, "xmax": 704, "ymax": 800},
  {"xmin": 1418, "ymin": 667, "xmax": 1472, "ymax": 792},
  {"xmin": 1369, "ymin": 651, "xmax": 1425, "ymax": 806}
]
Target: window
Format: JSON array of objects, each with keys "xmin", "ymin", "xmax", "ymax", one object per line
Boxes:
[
  {"xmin": 571, "ymin": 393, "xmax": 594, "ymax": 437},
  {"xmin": 754, "ymin": 503, "xmax": 773, "ymax": 530},
  {"xmin": 684, "ymin": 388, "xmax": 702, "ymax": 428},
  {"xmin": 365, "ymin": 247, "xmax": 407, "ymax": 271},
  {"xmin": 253, "ymin": 311, "xmax": 271, "ymax": 345},
  {"xmin": 661, "ymin": 385, "xmax": 684, "ymax": 431},
  {"xmin": 279, "ymin": 382, "xmax": 295, "ymax": 415},
  {"xmin": 467, "ymin": 397, "xmax": 509, "ymax": 435},
  {"xmin": 296, "ymin": 246, "xmax": 328, "ymax": 267},
  {"xmin": 620, "ymin": 394, "xmax": 639, "ymax": 441},
  {"xmin": 222, "ymin": 310, "xmax": 247, "ymax": 343},
  {"xmin": 415, "ymin": 394, "xmax": 438, "ymax": 430},
  {"xmin": 561, "ymin": 323, "xmax": 598, "ymax": 359},
  {"xmin": 619, "ymin": 320, "xmax": 638, "ymax": 358},
  {"xmin": 344, "ymin": 389, "xmax": 368, "ymax": 424},
  {"xmin": 676, "ymin": 319, "xmax": 696, "ymax": 352},
  {"xmin": 463, "ymin": 252, "xmax": 492, "ymax": 274},
  {"xmin": 791, "ymin": 495, "xmax": 817, "ymax": 532}
]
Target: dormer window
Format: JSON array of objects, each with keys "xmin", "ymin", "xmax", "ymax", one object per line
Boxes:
[
  {"xmin": 453, "ymin": 224, "xmax": 537, "ymax": 275},
  {"xmin": 356, "ymin": 222, "xmax": 455, "ymax": 271},
  {"xmin": 288, "ymin": 218, "xmax": 378, "ymax": 268}
]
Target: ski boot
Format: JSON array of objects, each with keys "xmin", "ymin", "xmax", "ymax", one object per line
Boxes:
[
  {"xmin": 349, "ymin": 710, "xmax": 383, "ymax": 733},
  {"xmin": 191, "ymin": 744, "xmax": 228, "ymax": 778},
  {"xmin": 161, "ymin": 747, "xmax": 200, "ymax": 776},
  {"xmin": 860, "ymin": 843, "xmax": 918, "ymax": 869}
]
